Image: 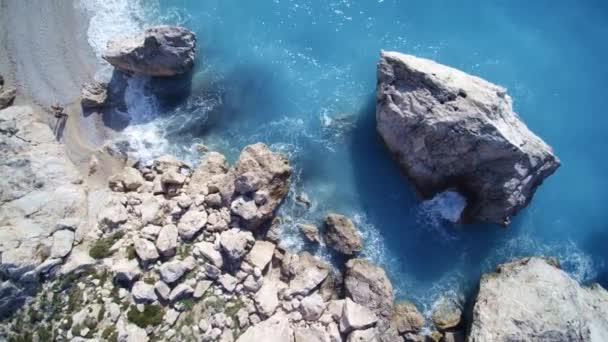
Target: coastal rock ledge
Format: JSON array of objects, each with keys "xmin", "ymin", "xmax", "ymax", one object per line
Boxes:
[
  {"xmin": 376, "ymin": 51, "xmax": 560, "ymax": 225},
  {"xmin": 103, "ymin": 25, "xmax": 196, "ymax": 77},
  {"xmin": 470, "ymin": 257, "xmax": 608, "ymax": 342}
]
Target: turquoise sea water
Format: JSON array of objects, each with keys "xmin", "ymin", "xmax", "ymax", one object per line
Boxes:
[{"xmin": 83, "ymin": 0, "xmax": 608, "ymax": 312}]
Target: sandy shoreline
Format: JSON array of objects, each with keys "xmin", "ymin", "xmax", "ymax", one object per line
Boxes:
[{"xmin": 0, "ymin": 0, "xmax": 118, "ymax": 176}]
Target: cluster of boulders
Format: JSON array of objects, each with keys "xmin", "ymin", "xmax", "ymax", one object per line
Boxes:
[
  {"xmin": 0, "ymin": 139, "xmax": 445, "ymax": 342},
  {"xmin": 86, "ymin": 143, "xmax": 437, "ymax": 342}
]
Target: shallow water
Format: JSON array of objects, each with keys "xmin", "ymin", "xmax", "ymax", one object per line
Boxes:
[{"xmin": 82, "ymin": 0, "xmax": 608, "ymax": 311}]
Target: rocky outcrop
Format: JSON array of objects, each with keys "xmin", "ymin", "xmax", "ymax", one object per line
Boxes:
[
  {"xmin": 80, "ymin": 81, "xmax": 108, "ymax": 109},
  {"xmin": 376, "ymin": 51, "xmax": 560, "ymax": 225},
  {"xmin": 103, "ymin": 26, "xmax": 196, "ymax": 77},
  {"xmin": 0, "ymin": 142, "xmax": 432, "ymax": 342},
  {"xmin": 469, "ymin": 257, "xmax": 608, "ymax": 341},
  {"xmin": 0, "ymin": 106, "xmax": 86, "ymax": 318},
  {"xmin": 323, "ymin": 214, "xmax": 362, "ymax": 256},
  {"xmin": 231, "ymin": 143, "xmax": 292, "ymax": 230},
  {"xmin": 344, "ymin": 259, "xmax": 394, "ymax": 318}
]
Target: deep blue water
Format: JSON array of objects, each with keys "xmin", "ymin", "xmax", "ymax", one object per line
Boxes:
[{"xmin": 85, "ymin": 0, "xmax": 608, "ymax": 312}]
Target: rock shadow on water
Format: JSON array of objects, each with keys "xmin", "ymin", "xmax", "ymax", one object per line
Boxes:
[
  {"xmin": 347, "ymin": 94, "xmax": 510, "ymax": 293},
  {"xmin": 94, "ymin": 69, "xmax": 195, "ymax": 132}
]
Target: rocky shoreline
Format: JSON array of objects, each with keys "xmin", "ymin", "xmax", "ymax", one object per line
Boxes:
[{"xmin": 0, "ymin": 23, "xmax": 607, "ymax": 342}]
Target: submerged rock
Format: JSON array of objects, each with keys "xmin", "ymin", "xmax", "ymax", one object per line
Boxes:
[
  {"xmin": 376, "ymin": 51, "xmax": 560, "ymax": 225},
  {"xmin": 469, "ymin": 257, "xmax": 608, "ymax": 341},
  {"xmin": 103, "ymin": 25, "xmax": 196, "ymax": 77}
]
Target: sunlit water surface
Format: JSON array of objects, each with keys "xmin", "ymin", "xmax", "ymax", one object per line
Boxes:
[{"xmin": 79, "ymin": 0, "xmax": 608, "ymax": 313}]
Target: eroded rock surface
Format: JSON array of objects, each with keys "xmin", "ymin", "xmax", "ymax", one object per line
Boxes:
[
  {"xmin": 469, "ymin": 257, "xmax": 608, "ymax": 342},
  {"xmin": 103, "ymin": 26, "xmax": 196, "ymax": 77},
  {"xmin": 376, "ymin": 51, "xmax": 560, "ymax": 225},
  {"xmin": 0, "ymin": 106, "xmax": 86, "ymax": 317}
]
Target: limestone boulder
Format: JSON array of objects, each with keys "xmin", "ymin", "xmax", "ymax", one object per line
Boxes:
[
  {"xmin": 155, "ymin": 224, "xmax": 178, "ymax": 257},
  {"xmin": 220, "ymin": 228, "xmax": 254, "ymax": 265},
  {"xmin": 103, "ymin": 26, "xmax": 196, "ymax": 77},
  {"xmin": 232, "ymin": 143, "xmax": 291, "ymax": 230},
  {"xmin": 376, "ymin": 51, "xmax": 560, "ymax": 225},
  {"xmin": 323, "ymin": 213, "xmax": 362, "ymax": 256},
  {"xmin": 236, "ymin": 313, "xmax": 294, "ymax": 342},
  {"xmin": 177, "ymin": 208, "xmax": 207, "ymax": 240},
  {"xmin": 81, "ymin": 81, "xmax": 108, "ymax": 109},
  {"xmin": 469, "ymin": 257, "xmax": 608, "ymax": 342},
  {"xmin": 287, "ymin": 252, "xmax": 330, "ymax": 296},
  {"xmin": 340, "ymin": 298, "xmax": 378, "ymax": 334},
  {"xmin": 344, "ymin": 259, "xmax": 394, "ymax": 318}
]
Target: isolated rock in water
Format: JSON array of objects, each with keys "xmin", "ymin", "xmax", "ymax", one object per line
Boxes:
[
  {"xmin": 376, "ymin": 51, "xmax": 560, "ymax": 225},
  {"xmin": 80, "ymin": 81, "xmax": 108, "ymax": 109},
  {"xmin": 469, "ymin": 257, "xmax": 608, "ymax": 342},
  {"xmin": 344, "ymin": 259, "xmax": 394, "ymax": 318},
  {"xmin": 431, "ymin": 297, "xmax": 463, "ymax": 331},
  {"xmin": 323, "ymin": 213, "xmax": 362, "ymax": 256},
  {"xmin": 232, "ymin": 143, "xmax": 291, "ymax": 230},
  {"xmin": 103, "ymin": 25, "xmax": 196, "ymax": 77}
]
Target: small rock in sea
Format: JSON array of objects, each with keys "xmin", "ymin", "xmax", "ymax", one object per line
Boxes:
[
  {"xmin": 431, "ymin": 297, "xmax": 463, "ymax": 331},
  {"xmin": 323, "ymin": 213, "xmax": 363, "ymax": 256},
  {"xmin": 80, "ymin": 81, "xmax": 108, "ymax": 109}
]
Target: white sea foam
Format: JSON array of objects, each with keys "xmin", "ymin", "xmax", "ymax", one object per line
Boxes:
[
  {"xmin": 421, "ymin": 191, "xmax": 467, "ymax": 223},
  {"xmin": 78, "ymin": 0, "xmax": 150, "ymax": 79},
  {"xmin": 416, "ymin": 191, "xmax": 466, "ymax": 242},
  {"xmin": 486, "ymin": 235, "xmax": 598, "ymax": 284}
]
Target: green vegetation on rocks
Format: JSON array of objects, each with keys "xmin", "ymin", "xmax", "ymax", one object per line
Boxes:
[
  {"xmin": 89, "ymin": 231, "xmax": 125, "ymax": 259},
  {"xmin": 127, "ymin": 304, "xmax": 164, "ymax": 328}
]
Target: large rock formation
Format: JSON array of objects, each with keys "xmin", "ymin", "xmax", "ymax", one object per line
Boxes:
[
  {"xmin": 103, "ymin": 26, "xmax": 196, "ymax": 77},
  {"xmin": 469, "ymin": 257, "xmax": 608, "ymax": 342},
  {"xmin": 376, "ymin": 51, "xmax": 560, "ymax": 225}
]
